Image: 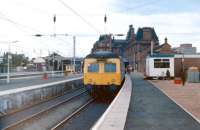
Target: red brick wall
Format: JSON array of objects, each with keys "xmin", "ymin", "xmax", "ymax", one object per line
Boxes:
[{"xmin": 174, "ymin": 58, "xmax": 200, "ymax": 77}]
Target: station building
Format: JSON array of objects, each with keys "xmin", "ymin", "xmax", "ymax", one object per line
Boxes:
[{"xmin": 91, "ymin": 25, "xmax": 159, "ymax": 72}]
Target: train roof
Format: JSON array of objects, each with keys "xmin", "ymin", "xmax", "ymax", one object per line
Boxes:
[{"xmin": 85, "ymin": 51, "xmax": 120, "ymax": 59}]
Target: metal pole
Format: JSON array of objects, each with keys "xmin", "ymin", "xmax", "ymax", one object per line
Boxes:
[
  {"xmin": 52, "ymin": 53, "xmax": 55, "ymax": 76},
  {"xmin": 7, "ymin": 42, "xmax": 10, "ymax": 83},
  {"xmin": 104, "ymin": 14, "xmax": 107, "ymax": 34},
  {"xmin": 62, "ymin": 60, "xmax": 64, "ymax": 75},
  {"xmin": 73, "ymin": 36, "xmax": 76, "ymax": 73},
  {"xmin": 53, "ymin": 14, "xmax": 56, "ymax": 37},
  {"xmin": 52, "ymin": 15, "xmax": 56, "ymax": 76}
]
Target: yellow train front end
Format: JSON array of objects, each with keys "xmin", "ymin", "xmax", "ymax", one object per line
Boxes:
[
  {"xmin": 84, "ymin": 58, "xmax": 121, "ymax": 86},
  {"xmin": 83, "ymin": 52, "xmax": 125, "ymax": 96}
]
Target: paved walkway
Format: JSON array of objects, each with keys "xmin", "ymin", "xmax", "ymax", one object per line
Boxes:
[
  {"xmin": 125, "ymin": 72, "xmax": 200, "ymax": 130},
  {"xmin": 150, "ymin": 80, "xmax": 200, "ymax": 122}
]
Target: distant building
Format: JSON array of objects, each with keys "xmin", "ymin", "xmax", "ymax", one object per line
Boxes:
[
  {"xmin": 154, "ymin": 38, "xmax": 174, "ymax": 54},
  {"xmin": 174, "ymin": 54, "xmax": 200, "ymax": 77},
  {"xmin": 173, "ymin": 44, "xmax": 197, "ymax": 54},
  {"xmin": 62, "ymin": 57, "xmax": 83, "ymax": 72},
  {"xmin": 91, "ymin": 25, "xmax": 160, "ymax": 73},
  {"xmin": 112, "ymin": 39, "xmax": 127, "ymax": 58},
  {"xmin": 33, "ymin": 57, "xmax": 46, "ymax": 71},
  {"xmin": 45, "ymin": 53, "xmax": 65, "ymax": 71},
  {"xmin": 125, "ymin": 27, "xmax": 159, "ymax": 72},
  {"xmin": 45, "ymin": 53, "xmax": 83, "ymax": 72},
  {"xmin": 91, "ymin": 34, "xmax": 112, "ymax": 53}
]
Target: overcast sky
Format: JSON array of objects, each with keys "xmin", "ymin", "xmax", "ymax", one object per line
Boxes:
[{"xmin": 0, "ymin": 0, "xmax": 200, "ymax": 58}]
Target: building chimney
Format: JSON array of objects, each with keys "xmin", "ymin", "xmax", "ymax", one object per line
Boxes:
[{"xmin": 165, "ymin": 37, "xmax": 168, "ymax": 44}]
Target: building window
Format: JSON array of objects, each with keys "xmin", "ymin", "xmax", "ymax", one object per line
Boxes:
[
  {"xmin": 105, "ymin": 63, "xmax": 116, "ymax": 72},
  {"xmin": 154, "ymin": 59, "xmax": 170, "ymax": 68},
  {"xmin": 88, "ymin": 63, "xmax": 99, "ymax": 72}
]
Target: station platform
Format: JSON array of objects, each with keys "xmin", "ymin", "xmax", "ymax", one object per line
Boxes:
[
  {"xmin": 125, "ymin": 72, "xmax": 200, "ymax": 130},
  {"xmin": 0, "ymin": 74, "xmax": 82, "ymax": 91}
]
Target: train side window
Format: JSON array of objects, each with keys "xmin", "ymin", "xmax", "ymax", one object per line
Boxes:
[
  {"xmin": 88, "ymin": 63, "xmax": 99, "ymax": 72},
  {"xmin": 105, "ymin": 63, "xmax": 116, "ymax": 72}
]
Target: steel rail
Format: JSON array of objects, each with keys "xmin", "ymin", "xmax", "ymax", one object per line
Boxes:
[
  {"xmin": 50, "ymin": 98, "xmax": 95, "ymax": 130},
  {"xmin": 3, "ymin": 88, "xmax": 88, "ymax": 130}
]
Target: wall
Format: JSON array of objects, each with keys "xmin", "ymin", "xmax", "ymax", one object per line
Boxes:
[
  {"xmin": 0, "ymin": 79, "xmax": 82, "ymax": 116},
  {"xmin": 174, "ymin": 58, "xmax": 200, "ymax": 77}
]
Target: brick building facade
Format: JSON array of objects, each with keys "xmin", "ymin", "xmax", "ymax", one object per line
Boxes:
[
  {"xmin": 174, "ymin": 55, "xmax": 200, "ymax": 77},
  {"xmin": 91, "ymin": 25, "xmax": 160, "ymax": 73},
  {"xmin": 154, "ymin": 38, "xmax": 174, "ymax": 54},
  {"xmin": 91, "ymin": 34, "xmax": 112, "ymax": 53},
  {"xmin": 124, "ymin": 27, "xmax": 159, "ymax": 72}
]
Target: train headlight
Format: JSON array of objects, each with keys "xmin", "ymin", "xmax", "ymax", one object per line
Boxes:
[{"xmin": 111, "ymin": 79, "xmax": 115, "ymax": 83}]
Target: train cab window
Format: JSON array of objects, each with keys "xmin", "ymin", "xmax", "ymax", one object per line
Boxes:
[
  {"xmin": 105, "ymin": 63, "xmax": 116, "ymax": 72},
  {"xmin": 88, "ymin": 63, "xmax": 99, "ymax": 72}
]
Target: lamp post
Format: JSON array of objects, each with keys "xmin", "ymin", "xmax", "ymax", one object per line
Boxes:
[
  {"xmin": 7, "ymin": 40, "xmax": 18, "ymax": 83},
  {"xmin": 52, "ymin": 52, "xmax": 55, "ymax": 77},
  {"xmin": 73, "ymin": 36, "xmax": 76, "ymax": 73}
]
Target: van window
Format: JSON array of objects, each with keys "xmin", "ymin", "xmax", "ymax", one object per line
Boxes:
[
  {"xmin": 88, "ymin": 63, "xmax": 99, "ymax": 72},
  {"xmin": 105, "ymin": 63, "xmax": 116, "ymax": 72}
]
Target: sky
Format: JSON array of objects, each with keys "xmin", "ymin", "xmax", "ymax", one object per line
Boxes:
[{"xmin": 0, "ymin": 0, "xmax": 200, "ymax": 58}]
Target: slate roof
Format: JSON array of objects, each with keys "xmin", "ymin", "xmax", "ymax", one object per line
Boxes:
[
  {"xmin": 136, "ymin": 27, "xmax": 159, "ymax": 41},
  {"xmin": 149, "ymin": 53, "xmax": 175, "ymax": 57},
  {"xmin": 112, "ymin": 39, "xmax": 128, "ymax": 47}
]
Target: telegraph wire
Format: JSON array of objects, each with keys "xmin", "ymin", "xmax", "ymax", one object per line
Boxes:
[
  {"xmin": 8, "ymin": 0, "xmax": 53, "ymax": 16},
  {"xmin": 58, "ymin": 0, "xmax": 101, "ymax": 34},
  {"xmin": 119, "ymin": 0, "xmax": 159, "ymax": 13},
  {"xmin": 0, "ymin": 11, "xmax": 74, "ymax": 56},
  {"xmin": 0, "ymin": 11, "xmax": 47, "ymax": 34}
]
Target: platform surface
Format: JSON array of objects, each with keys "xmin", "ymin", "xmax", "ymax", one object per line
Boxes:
[
  {"xmin": 125, "ymin": 72, "xmax": 200, "ymax": 130},
  {"xmin": 0, "ymin": 74, "xmax": 82, "ymax": 92}
]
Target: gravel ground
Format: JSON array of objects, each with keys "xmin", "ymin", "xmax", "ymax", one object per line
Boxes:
[
  {"xmin": 150, "ymin": 79, "xmax": 200, "ymax": 122},
  {"xmin": 57, "ymin": 101, "xmax": 109, "ymax": 130},
  {"xmin": 125, "ymin": 72, "xmax": 200, "ymax": 130},
  {"xmin": 0, "ymin": 87, "xmax": 85, "ymax": 129}
]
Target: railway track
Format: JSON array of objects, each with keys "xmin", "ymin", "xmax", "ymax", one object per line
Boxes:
[
  {"xmin": 3, "ymin": 88, "xmax": 91, "ymax": 130},
  {"xmin": 50, "ymin": 98, "xmax": 95, "ymax": 130}
]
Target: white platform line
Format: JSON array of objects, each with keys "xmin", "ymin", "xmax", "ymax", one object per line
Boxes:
[
  {"xmin": 149, "ymin": 80, "xmax": 200, "ymax": 124},
  {"xmin": 0, "ymin": 71, "xmax": 63, "ymax": 77},
  {"xmin": 0, "ymin": 76, "xmax": 83, "ymax": 96},
  {"xmin": 91, "ymin": 75, "xmax": 132, "ymax": 130},
  {"xmin": 0, "ymin": 75, "xmax": 41, "ymax": 80}
]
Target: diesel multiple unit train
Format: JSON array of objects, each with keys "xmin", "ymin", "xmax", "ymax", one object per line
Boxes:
[{"xmin": 83, "ymin": 51, "xmax": 125, "ymax": 95}]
